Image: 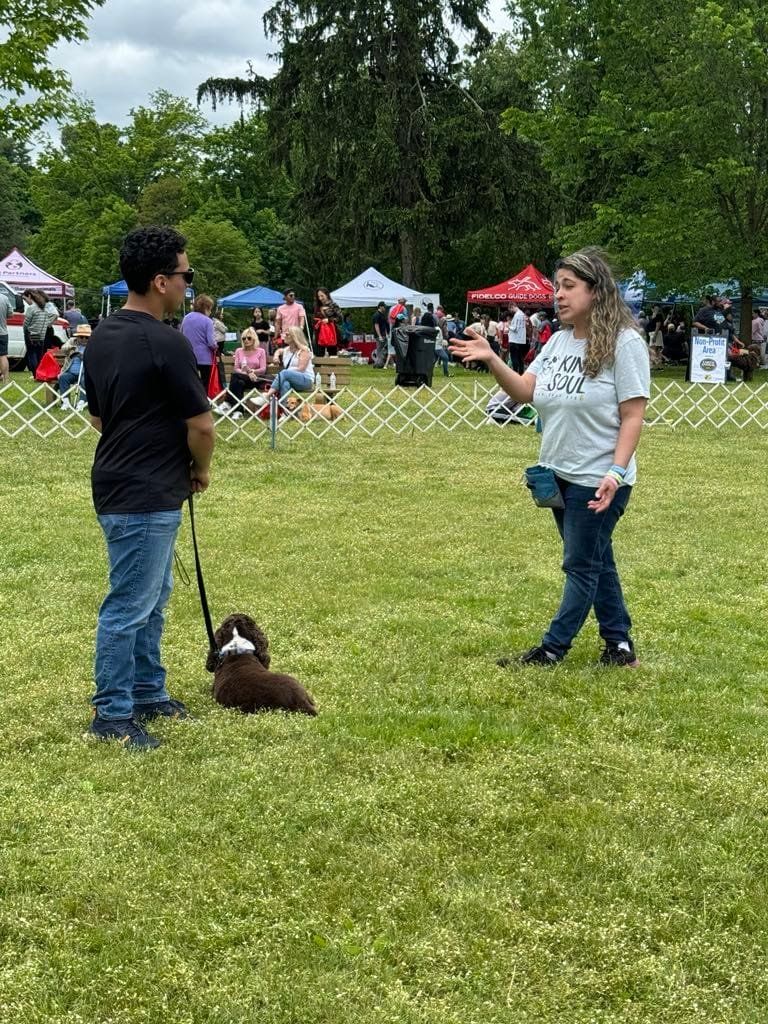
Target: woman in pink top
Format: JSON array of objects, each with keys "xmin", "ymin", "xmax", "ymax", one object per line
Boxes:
[{"xmin": 222, "ymin": 328, "xmax": 269, "ymax": 417}]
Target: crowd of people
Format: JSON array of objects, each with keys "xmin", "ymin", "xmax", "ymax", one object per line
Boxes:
[
  {"xmin": 635, "ymin": 297, "xmax": 768, "ymax": 381},
  {"xmin": 13, "ymin": 279, "xmax": 768, "ymax": 412}
]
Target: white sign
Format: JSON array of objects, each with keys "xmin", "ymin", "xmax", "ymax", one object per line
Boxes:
[{"xmin": 689, "ymin": 332, "xmax": 728, "ymax": 383}]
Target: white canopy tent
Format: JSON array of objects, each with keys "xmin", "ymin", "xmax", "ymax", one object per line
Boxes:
[{"xmin": 331, "ymin": 266, "xmax": 440, "ymax": 310}]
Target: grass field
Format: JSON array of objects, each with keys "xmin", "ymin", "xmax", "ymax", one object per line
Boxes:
[{"xmin": 2, "ymin": 416, "xmax": 768, "ymax": 1023}]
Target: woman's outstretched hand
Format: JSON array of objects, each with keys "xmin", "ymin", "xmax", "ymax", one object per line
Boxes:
[{"xmin": 448, "ymin": 326, "xmax": 494, "ymax": 365}]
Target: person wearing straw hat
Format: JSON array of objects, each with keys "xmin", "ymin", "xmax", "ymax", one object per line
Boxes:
[{"xmin": 57, "ymin": 322, "xmax": 92, "ymax": 409}]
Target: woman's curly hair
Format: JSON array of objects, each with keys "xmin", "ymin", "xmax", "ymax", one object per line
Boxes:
[{"xmin": 555, "ymin": 248, "xmax": 637, "ymax": 378}]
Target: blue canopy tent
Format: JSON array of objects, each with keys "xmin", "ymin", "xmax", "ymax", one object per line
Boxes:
[
  {"xmin": 218, "ymin": 286, "xmax": 308, "ymax": 337},
  {"xmin": 101, "ymin": 278, "xmax": 194, "ymax": 315},
  {"xmin": 217, "ymin": 285, "xmax": 299, "ymax": 309}
]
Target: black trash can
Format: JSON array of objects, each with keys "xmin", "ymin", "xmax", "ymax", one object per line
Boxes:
[{"xmin": 393, "ymin": 326, "xmax": 437, "ymax": 387}]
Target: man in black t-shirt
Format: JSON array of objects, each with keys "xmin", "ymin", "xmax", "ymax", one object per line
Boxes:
[
  {"xmin": 692, "ymin": 295, "xmax": 726, "ymax": 334},
  {"xmin": 83, "ymin": 226, "xmax": 215, "ymax": 749},
  {"xmin": 420, "ymin": 302, "xmax": 438, "ymax": 328},
  {"xmin": 372, "ymin": 301, "xmax": 390, "ymax": 368}
]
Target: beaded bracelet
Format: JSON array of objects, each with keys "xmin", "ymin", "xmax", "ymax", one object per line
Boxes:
[{"xmin": 605, "ymin": 465, "xmax": 626, "ymax": 486}]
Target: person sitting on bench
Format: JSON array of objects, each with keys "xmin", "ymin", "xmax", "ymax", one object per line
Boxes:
[
  {"xmin": 266, "ymin": 326, "xmax": 315, "ymax": 400},
  {"xmin": 222, "ymin": 328, "xmax": 269, "ymax": 415}
]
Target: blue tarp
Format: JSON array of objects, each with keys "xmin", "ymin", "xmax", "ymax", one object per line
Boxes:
[{"xmin": 218, "ymin": 285, "xmax": 302, "ymax": 309}]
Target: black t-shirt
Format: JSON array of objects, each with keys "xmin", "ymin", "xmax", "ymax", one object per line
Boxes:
[
  {"xmin": 694, "ymin": 306, "xmax": 726, "ymax": 333},
  {"xmin": 251, "ymin": 318, "xmax": 270, "ymax": 338},
  {"xmin": 372, "ymin": 311, "xmax": 389, "ymax": 337},
  {"xmin": 84, "ymin": 310, "xmax": 211, "ymax": 514}
]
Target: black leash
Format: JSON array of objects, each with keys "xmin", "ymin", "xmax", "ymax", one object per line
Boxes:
[{"xmin": 187, "ymin": 494, "xmax": 220, "ymax": 660}]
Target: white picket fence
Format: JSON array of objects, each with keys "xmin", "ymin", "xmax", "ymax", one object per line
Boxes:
[{"xmin": 2, "ymin": 377, "xmax": 768, "ymax": 440}]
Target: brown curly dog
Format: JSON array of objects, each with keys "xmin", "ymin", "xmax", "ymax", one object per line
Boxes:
[{"xmin": 205, "ymin": 612, "xmax": 317, "ymax": 716}]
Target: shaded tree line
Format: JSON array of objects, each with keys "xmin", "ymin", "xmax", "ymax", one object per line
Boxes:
[{"xmin": 7, "ymin": 0, "xmax": 766, "ymax": 323}]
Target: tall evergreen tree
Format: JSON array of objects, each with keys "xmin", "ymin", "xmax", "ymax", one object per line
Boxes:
[{"xmin": 199, "ymin": 0, "xmax": 526, "ymax": 288}]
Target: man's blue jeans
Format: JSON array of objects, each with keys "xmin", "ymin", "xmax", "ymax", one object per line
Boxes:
[
  {"xmin": 94, "ymin": 509, "xmax": 182, "ymax": 719},
  {"xmin": 274, "ymin": 369, "xmax": 314, "ymax": 398},
  {"xmin": 542, "ymin": 480, "xmax": 632, "ymax": 657}
]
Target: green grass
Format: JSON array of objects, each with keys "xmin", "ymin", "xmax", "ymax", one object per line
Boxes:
[{"xmin": 2, "ymin": 422, "xmax": 768, "ymax": 1022}]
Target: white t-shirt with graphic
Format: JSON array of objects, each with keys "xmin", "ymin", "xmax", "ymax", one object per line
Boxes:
[{"xmin": 528, "ymin": 328, "xmax": 650, "ymax": 487}]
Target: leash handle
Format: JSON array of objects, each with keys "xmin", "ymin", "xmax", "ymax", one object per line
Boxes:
[{"xmin": 187, "ymin": 494, "xmax": 219, "ymax": 656}]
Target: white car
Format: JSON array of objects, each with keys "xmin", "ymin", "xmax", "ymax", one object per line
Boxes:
[{"xmin": 1, "ymin": 280, "xmax": 69, "ymax": 366}]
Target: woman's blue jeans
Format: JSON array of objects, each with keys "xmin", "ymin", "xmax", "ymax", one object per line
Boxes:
[
  {"xmin": 58, "ymin": 367, "xmax": 84, "ymax": 404},
  {"xmin": 274, "ymin": 369, "xmax": 313, "ymax": 398},
  {"xmin": 94, "ymin": 509, "xmax": 182, "ymax": 720},
  {"xmin": 541, "ymin": 480, "xmax": 633, "ymax": 657}
]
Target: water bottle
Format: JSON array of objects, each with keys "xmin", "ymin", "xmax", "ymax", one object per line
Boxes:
[
  {"xmin": 329, "ymin": 371, "xmax": 337, "ymax": 390},
  {"xmin": 315, "ymin": 370, "xmax": 322, "ymax": 389}
]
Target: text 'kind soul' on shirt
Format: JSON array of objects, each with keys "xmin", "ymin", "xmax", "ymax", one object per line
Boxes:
[{"xmin": 528, "ymin": 328, "xmax": 651, "ymax": 488}]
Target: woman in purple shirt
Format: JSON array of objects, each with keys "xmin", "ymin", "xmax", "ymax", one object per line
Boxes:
[{"xmin": 181, "ymin": 294, "xmax": 217, "ymax": 388}]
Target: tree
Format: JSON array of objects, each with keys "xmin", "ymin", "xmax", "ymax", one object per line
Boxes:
[
  {"xmin": 505, "ymin": 0, "xmax": 768, "ymax": 331},
  {"xmin": 28, "ymin": 197, "xmax": 137, "ymax": 288},
  {"xmin": 199, "ymin": 0, "xmax": 517, "ymax": 288},
  {"xmin": 178, "ymin": 216, "xmax": 263, "ymax": 299},
  {"xmin": 429, "ymin": 36, "xmax": 558, "ymax": 311},
  {"xmin": 136, "ymin": 177, "xmax": 194, "ymax": 227},
  {"xmin": 0, "ymin": 141, "xmax": 40, "ymax": 255},
  {"xmin": 196, "ymin": 114, "xmax": 300, "ymax": 287},
  {"xmin": 28, "ymin": 93, "xmax": 210, "ymax": 288},
  {"xmin": 0, "ymin": 162, "xmax": 27, "ymax": 253},
  {"xmin": 0, "ymin": 0, "xmax": 105, "ymax": 139}
]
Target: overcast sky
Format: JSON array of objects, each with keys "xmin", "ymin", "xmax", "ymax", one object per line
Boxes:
[{"xmin": 48, "ymin": 0, "xmax": 514, "ymax": 133}]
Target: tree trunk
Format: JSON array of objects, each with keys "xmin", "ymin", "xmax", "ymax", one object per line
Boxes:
[
  {"xmin": 739, "ymin": 283, "xmax": 752, "ymax": 342},
  {"xmin": 399, "ymin": 228, "xmax": 420, "ymax": 288}
]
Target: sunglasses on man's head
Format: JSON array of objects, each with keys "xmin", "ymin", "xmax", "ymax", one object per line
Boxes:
[{"xmin": 160, "ymin": 268, "xmax": 195, "ymax": 285}]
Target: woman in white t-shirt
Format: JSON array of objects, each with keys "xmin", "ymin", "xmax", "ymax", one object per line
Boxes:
[
  {"xmin": 266, "ymin": 326, "xmax": 315, "ymax": 400},
  {"xmin": 449, "ymin": 248, "xmax": 650, "ymax": 668}
]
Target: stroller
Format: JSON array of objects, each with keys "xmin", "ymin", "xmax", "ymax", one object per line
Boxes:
[{"xmin": 485, "ymin": 390, "xmax": 537, "ymax": 426}]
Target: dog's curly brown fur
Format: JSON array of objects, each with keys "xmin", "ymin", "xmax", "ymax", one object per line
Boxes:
[{"xmin": 206, "ymin": 613, "xmax": 317, "ymax": 716}]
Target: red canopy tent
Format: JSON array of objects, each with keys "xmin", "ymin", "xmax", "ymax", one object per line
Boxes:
[
  {"xmin": 466, "ymin": 264, "xmax": 554, "ymax": 307},
  {"xmin": 0, "ymin": 247, "xmax": 74, "ymax": 299}
]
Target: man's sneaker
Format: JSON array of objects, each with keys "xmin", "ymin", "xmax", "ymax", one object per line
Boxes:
[
  {"xmin": 87, "ymin": 714, "xmax": 161, "ymax": 749},
  {"xmin": 133, "ymin": 698, "xmax": 192, "ymax": 722},
  {"xmin": 497, "ymin": 645, "xmax": 560, "ymax": 668},
  {"xmin": 599, "ymin": 641, "xmax": 640, "ymax": 668}
]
